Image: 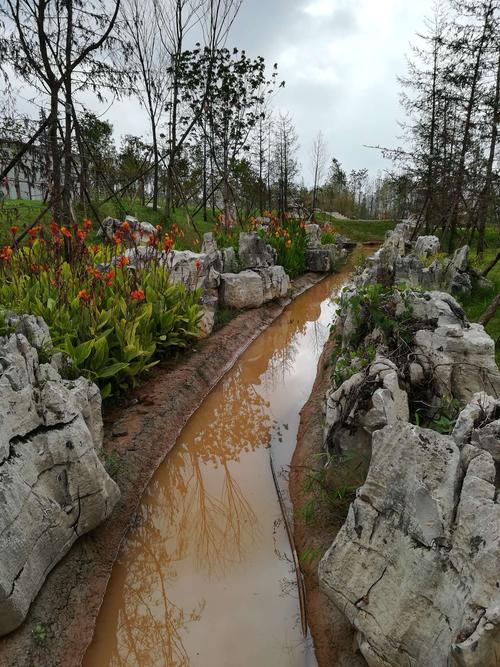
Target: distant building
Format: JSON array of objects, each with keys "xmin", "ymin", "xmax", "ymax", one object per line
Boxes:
[{"xmin": 0, "ymin": 139, "xmax": 48, "ymax": 201}]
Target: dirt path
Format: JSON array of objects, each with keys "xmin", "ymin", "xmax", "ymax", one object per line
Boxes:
[
  {"xmin": 289, "ymin": 338, "xmax": 367, "ymax": 667},
  {"xmin": 0, "ymin": 273, "xmax": 324, "ymax": 667}
]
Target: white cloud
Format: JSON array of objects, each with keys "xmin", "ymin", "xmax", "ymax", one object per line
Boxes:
[{"xmin": 302, "ymin": 0, "xmax": 336, "ymax": 17}]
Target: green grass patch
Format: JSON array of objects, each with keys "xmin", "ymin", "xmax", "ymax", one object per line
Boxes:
[{"xmin": 317, "ymin": 214, "xmax": 395, "ymax": 243}]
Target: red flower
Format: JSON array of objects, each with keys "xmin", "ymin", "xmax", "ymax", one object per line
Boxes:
[
  {"xmin": 83, "ymin": 219, "xmax": 92, "ymax": 230},
  {"xmin": 120, "ymin": 221, "xmax": 131, "ymax": 233},
  {"xmin": 61, "ymin": 226, "xmax": 72, "ymax": 238},
  {"xmin": 164, "ymin": 236, "xmax": 174, "ymax": 251},
  {"xmin": 10, "ymin": 225, "xmax": 18, "ymax": 236},
  {"xmin": 113, "ymin": 231, "xmax": 123, "ymax": 245},
  {"xmin": 91, "ymin": 244, "xmax": 100, "ymax": 255},
  {"xmin": 105, "ymin": 270, "xmax": 115, "ymax": 286},
  {"xmin": 77, "ymin": 230, "xmax": 86, "ymax": 242},
  {"xmin": 195, "ymin": 259, "xmax": 202, "ymax": 272},
  {"xmin": 130, "ymin": 289, "xmax": 145, "ymax": 301}
]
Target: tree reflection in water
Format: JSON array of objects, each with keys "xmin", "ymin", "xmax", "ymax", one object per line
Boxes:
[{"xmin": 85, "ymin": 266, "xmax": 357, "ymax": 667}]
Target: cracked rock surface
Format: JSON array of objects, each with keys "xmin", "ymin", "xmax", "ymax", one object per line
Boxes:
[
  {"xmin": 319, "ymin": 417, "xmax": 500, "ymax": 667},
  {"xmin": 0, "ymin": 318, "xmax": 119, "ymax": 636}
]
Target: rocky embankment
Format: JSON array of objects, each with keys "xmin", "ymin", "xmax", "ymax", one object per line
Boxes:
[
  {"xmin": 0, "ymin": 315, "xmax": 119, "ymax": 637},
  {"xmin": 316, "ymin": 225, "xmax": 500, "ymax": 666}
]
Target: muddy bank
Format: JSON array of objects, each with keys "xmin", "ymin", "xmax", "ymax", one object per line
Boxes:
[
  {"xmin": 0, "ymin": 272, "xmax": 325, "ymax": 667},
  {"xmin": 289, "ymin": 338, "xmax": 367, "ymax": 667}
]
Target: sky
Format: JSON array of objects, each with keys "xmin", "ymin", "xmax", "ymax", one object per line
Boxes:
[{"xmin": 14, "ymin": 0, "xmax": 434, "ymax": 185}]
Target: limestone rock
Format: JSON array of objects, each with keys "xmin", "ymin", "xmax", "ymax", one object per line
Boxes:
[
  {"xmin": 0, "ymin": 327, "xmax": 119, "ymax": 636},
  {"xmin": 221, "ymin": 247, "xmax": 239, "ymax": 274},
  {"xmin": 415, "ymin": 235, "xmax": 440, "ymax": 257},
  {"xmin": 219, "ymin": 271, "xmax": 264, "ymax": 309},
  {"xmin": 305, "ymin": 224, "xmax": 322, "ymax": 248},
  {"xmin": 306, "ymin": 248, "xmax": 331, "ymax": 273},
  {"xmin": 201, "ymin": 232, "xmax": 218, "ymax": 255},
  {"xmin": 452, "ymin": 392, "xmax": 500, "ymax": 447},
  {"xmin": 414, "ymin": 322, "xmax": 500, "ymax": 403},
  {"xmin": 256, "ymin": 266, "xmax": 290, "ymax": 301},
  {"xmin": 238, "ymin": 232, "xmax": 276, "ymax": 269},
  {"xmin": 319, "ymin": 422, "xmax": 500, "ymax": 667}
]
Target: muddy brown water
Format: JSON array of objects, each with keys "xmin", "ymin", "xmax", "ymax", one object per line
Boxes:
[{"xmin": 83, "ymin": 265, "xmax": 356, "ymax": 667}]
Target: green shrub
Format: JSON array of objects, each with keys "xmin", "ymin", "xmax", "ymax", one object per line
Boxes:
[{"xmin": 0, "ymin": 222, "xmax": 201, "ymax": 397}]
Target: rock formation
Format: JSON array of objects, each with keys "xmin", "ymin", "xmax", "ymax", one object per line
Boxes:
[
  {"xmin": 0, "ymin": 316, "xmax": 120, "ymax": 636},
  {"xmin": 317, "ymin": 227, "xmax": 500, "ymax": 666}
]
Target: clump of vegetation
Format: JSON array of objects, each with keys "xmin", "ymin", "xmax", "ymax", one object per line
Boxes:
[
  {"xmin": 0, "ymin": 221, "xmax": 202, "ymax": 397},
  {"xmin": 33, "ymin": 622, "xmax": 46, "ymax": 644},
  {"xmin": 258, "ymin": 217, "xmax": 307, "ymax": 277},
  {"xmin": 300, "ymin": 452, "xmax": 368, "ymax": 530}
]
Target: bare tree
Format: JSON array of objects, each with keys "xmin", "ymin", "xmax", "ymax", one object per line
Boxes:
[{"xmin": 310, "ymin": 130, "xmax": 327, "ymax": 219}]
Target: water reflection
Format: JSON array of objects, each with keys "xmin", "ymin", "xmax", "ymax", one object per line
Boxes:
[{"xmin": 85, "ymin": 265, "xmax": 357, "ymax": 667}]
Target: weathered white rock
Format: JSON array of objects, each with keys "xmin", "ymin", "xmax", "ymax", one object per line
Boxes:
[
  {"xmin": 221, "ymin": 246, "xmax": 239, "ymax": 274},
  {"xmin": 324, "ymin": 356, "xmax": 409, "ymax": 457},
  {"xmin": 415, "ymin": 235, "xmax": 440, "ymax": 257},
  {"xmin": 0, "ymin": 325, "xmax": 119, "ymax": 636},
  {"xmin": 238, "ymin": 232, "xmax": 276, "ymax": 269},
  {"xmin": 305, "ymin": 223, "xmax": 322, "ymax": 248},
  {"xmin": 306, "ymin": 248, "xmax": 331, "ymax": 273},
  {"xmin": 414, "ymin": 322, "xmax": 500, "ymax": 403},
  {"xmin": 201, "ymin": 232, "xmax": 218, "ymax": 255},
  {"xmin": 219, "ymin": 271, "xmax": 264, "ymax": 309},
  {"xmin": 98, "ymin": 215, "xmax": 156, "ymax": 245},
  {"xmin": 319, "ymin": 421, "xmax": 500, "ymax": 667},
  {"xmin": 256, "ymin": 266, "xmax": 290, "ymax": 301},
  {"xmin": 452, "ymin": 392, "xmax": 500, "ymax": 447}
]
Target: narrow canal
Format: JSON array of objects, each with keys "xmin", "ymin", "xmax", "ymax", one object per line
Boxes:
[{"xmin": 84, "ymin": 260, "xmax": 359, "ymax": 667}]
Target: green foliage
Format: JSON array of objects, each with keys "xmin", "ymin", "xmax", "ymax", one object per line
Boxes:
[
  {"xmin": 315, "ymin": 216, "xmax": 396, "ymax": 243},
  {"xmin": 260, "ymin": 218, "xmax": 307, "ymax": 278},
  {"xmin": 33, "ymin": 623, "xmax": 46, "ymax": 644},
  {"xmin": 0, "ymin": 223, "xmax": 202, "ymax": 397},
  {"xmin": 300, "ymin": 452, "xmax": 368, "ymax": 528},
  {"xmin": 460, "ymin": 246, "xmax": 500, "ymax": 365},
  {"xmin": 101, "ymin": 449, "xmax": 123, "ymax": 478},
  {"xmin": 214, "ymin": 306, "xmax": 239, "ymax": 330}
]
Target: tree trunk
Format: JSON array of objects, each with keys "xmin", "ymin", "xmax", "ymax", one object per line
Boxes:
[
  {"xmin": 479, "ymin": 294, "xmax": 500, "ymax": 327},
  {"xmin": 476, "ymin": 50, "xmax": 500, "ymax": 256}
]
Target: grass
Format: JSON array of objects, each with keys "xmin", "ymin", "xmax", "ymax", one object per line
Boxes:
[
  {"xmin": 460, "ymin": 245, "xmax": 500, "ymax": 365},
  {"xmin": 316, "ymin": 213, "xmax": 396, "ymax": 243}
]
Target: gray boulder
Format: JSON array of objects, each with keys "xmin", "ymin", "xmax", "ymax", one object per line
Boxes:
[
  {"xmin": 319, "ymin": 421, "xmax": 500, "ymax": 667},
  {"xmin": 305, "ymin": 223, "xmax": 322, "ymax": 248},
  {"xmin": 256, "ymin": 266, "xmax": 290, "ymax": 302},
  {"xmin": 306, "ymin": 248, "xmax": 331, "ymax": 273},
  {"xmin": 415, "ymin": 235, "xmax": 440, "ymax": 257},
  {"xmin": 238, "ymin": 232, "xmax": 276, "ymax": 269},
  {"xmin": 0, "ymin": 325, "xmax": 119, "ymax": 636},
  {"xmin": 219, "ymin": 271, "xmax": 264, "ymax": 309},
  {"xmin": 221, "ymin": 247, "xmax": 239, "ymax": 274}
]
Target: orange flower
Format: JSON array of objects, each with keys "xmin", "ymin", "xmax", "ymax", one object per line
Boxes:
[
  {"xmin": 120, "ymin": 221, "xmax": 131, "ymax": 233},
  {"xmin": 83, "ymin": 219, "xmax": 92, "ymax": 230},
  {"xmin": 130, "ymin": 289, "xmax": 145, "ymax": 301},
  {"xmin": 112, "ymin": 232, "xmax": 123, "ymax": 245},
  {"xmin": 0, "ymin": 246, "xmax": 13, "ymax": 261},
  {"xmin": 286, "ymin": 239, "xmax": 292, "ymax": 248},
  {"xmin": 105, "ymin": 270, "xmax": 115, "ymax": 286},
  {"xmin": 164, "ymin": 236, "xmax": 174, "ymax": 252},
  {"xmin": 77, "ymin": 230, "xmax": 86, "ymax": 242},
  {"xmin": 10, "ymin": 225, "xmax": 18, "ymax": 236},
  {"xmin": 78, "ymin": 289, "xmax": 91, "ymax": 303},
  {"xmin": 117, "ymin": 255, "xmax": 129, "ymax": 268},
  {"xmin": 61, "ymin": 226, "xmax": 72, "ymax": 238},
  {"xmin": 91, "ymin": 244, "xmax": 100, "ymax": 255},
  {"xmin": 148, "ymin": 234, "xmax": 157, "ymax": 247},
  {"xmin": 28, "ymin": 225, "xmax": 41, "ymax": 238}
]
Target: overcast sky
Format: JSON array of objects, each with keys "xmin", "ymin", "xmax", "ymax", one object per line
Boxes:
[{"xmin": 77, "ymin": 0, "xmax": 433, "ymax": 183}]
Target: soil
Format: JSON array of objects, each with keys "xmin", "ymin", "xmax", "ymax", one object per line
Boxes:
[
  {"xmin": 0, "ymin": 273, "xmax": 325, "ymax": 667},
  {"xmin": 289, "ymin": 338, "xmax": 367, "ymax": 667}
]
